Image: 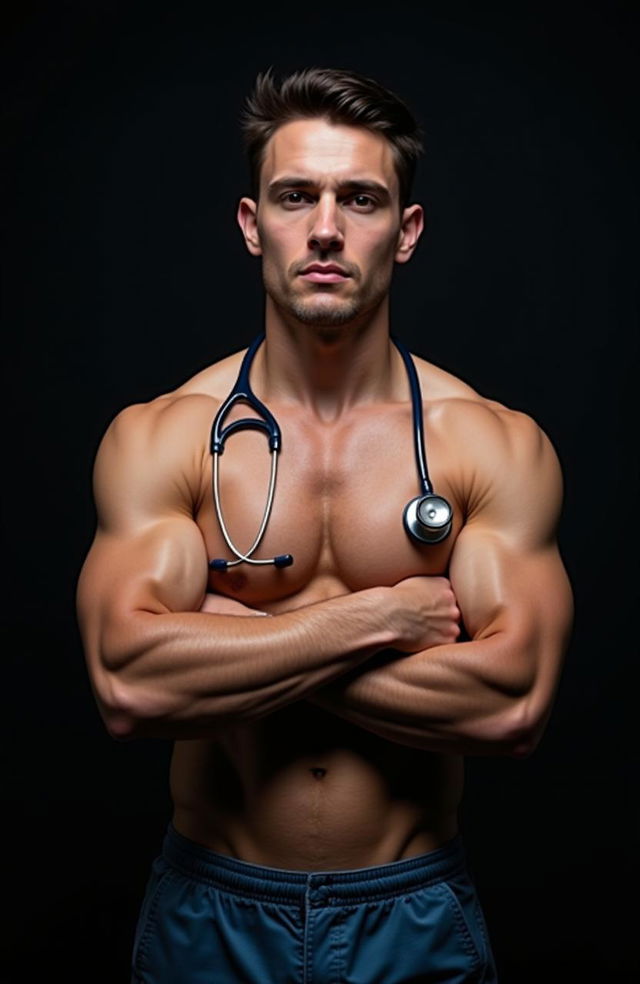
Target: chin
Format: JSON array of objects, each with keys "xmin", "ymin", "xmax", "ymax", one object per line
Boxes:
[{"xmin": 289, "ymin": 298, "xmax": 362, "ymax": 328}]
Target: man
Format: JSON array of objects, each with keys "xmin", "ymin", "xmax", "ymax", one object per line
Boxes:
[{"xmin": 76, "ymin": 66, "xmax": 574, "ymax": 984}]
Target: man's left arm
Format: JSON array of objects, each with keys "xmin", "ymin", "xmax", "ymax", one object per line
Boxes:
[{"xmin": 307, "ymin": 408, "xmax": 575, "ymax": 757}]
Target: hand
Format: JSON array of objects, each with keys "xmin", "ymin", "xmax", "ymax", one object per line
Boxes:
[
  {"xmin": 388, "ymin": 575, "xmax": 461, "ymax": 653},
  {"xmin": 199, "ymin": 592, "xmax": 271, "ymax": 617}
]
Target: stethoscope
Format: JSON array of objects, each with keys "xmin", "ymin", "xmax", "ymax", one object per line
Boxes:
[{"xmin": 208, "ymin": 332, "xmax": 453, "ymax": 571}]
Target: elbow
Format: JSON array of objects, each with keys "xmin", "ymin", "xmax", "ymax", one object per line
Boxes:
[
  {"xmin": 462, "ymin": 702, "xmax": 536, "ymax": 757},
  {"xmin": 503, "ymin": 697, "xmax": 542, "ymax": 758},
  {"xmin": 97, "ymin": 615, "xmax": 159, "ymax": 739},
  {"xmin": 509, "ymin": 735, "xmax": 536, "ymax": 759},
  {"xmin": 98, "ymin": 670, "xmax": 213, "ymax": 742},
  {"xmin": 85, "ymin": 612, "xmax": 170, "ymax": 740},
  {"xmin": 106, "ymin": 708, "xmax": 138, "ymax": 742},
  {"xmin": 104, "ymin": 680, "xmax": 172, "ymax": 741},
  {"xmin": 95, "ymin": 669, "xmax": 140, "ymax": 741},
  {"xmin": 504, "ymin": 657, "xmax": 563, "ymax": 758}
]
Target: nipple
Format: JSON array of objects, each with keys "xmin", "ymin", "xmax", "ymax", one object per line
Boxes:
[
  {"xmin": 228, "ymin": 572, "xmax": 248, "ymax": 592},
  {"xmin": 310, "ymin": 767, "xmax": 327, "ymax": 780}
]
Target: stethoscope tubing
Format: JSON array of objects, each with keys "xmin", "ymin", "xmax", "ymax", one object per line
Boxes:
[
  {"xmin": 211, "ymin": 332, "xmax": 280, "ymax": 456},
  {"xmin": 212, "ymin": 447, "xmax": 279, "ymax": 566},
  {"xmin": 389, "ymin": 332, "xmax": 434, "ymax": 497},
  {"xmin": 209, "ymin": 332, "xmax": 450, "ymax": 568}
]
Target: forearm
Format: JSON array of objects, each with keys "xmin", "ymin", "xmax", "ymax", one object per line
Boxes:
[
  {"xmin": 307, "ymin": 633, "xmax": 530, "ymax": 757},
  {"xmin": 103, "ymin": 588, "xmax": 396, "ymax": 740}
]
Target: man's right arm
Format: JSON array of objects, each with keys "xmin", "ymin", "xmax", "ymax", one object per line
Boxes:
[{"xmin": 76, "ymin": 398, "xmax": 408, "ymax": 742}]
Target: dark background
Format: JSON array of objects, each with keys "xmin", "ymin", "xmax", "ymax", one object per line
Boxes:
[{"xmin": 2, "ymin": 1, "xmax": 638, "ymax": 981}]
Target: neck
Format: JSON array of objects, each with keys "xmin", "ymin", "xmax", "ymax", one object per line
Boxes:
[{"xmin": 256, "ymin": 296, "xmax": 402, "ymax": 423}]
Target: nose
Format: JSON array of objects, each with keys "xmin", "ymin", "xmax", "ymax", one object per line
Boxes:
[{"xmin": 307, "ymin": 194, "xmax": 344, "ymax": 253}]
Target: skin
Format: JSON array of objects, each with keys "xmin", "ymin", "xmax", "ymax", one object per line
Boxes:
[{"xmin": 76, "ymin": 117, "xmax": 574, "ymax": 870}]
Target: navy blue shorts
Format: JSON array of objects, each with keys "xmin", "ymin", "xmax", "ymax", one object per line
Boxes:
[{"xmin": 131, "ymin": 821, "xmax": 498, "ymax": 983}]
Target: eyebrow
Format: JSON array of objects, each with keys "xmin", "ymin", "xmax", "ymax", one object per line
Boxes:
[{"xmin": 267, "ymin": 176, "xmax": 392, "ymax": 202}]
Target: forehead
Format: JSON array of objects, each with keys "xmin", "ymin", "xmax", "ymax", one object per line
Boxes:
[{"xmin": 260, "ymin": 117, "xmax": 398, "ymax": 195}]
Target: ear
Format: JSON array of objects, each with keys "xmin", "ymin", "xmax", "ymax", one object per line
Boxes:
[
  {"xmin": 237, "ymin": 197, "xmax": 262, "ymax": 256},
  {"xmin": 395, "ymin": 204, "xmax": 424, "ymax": 264}
]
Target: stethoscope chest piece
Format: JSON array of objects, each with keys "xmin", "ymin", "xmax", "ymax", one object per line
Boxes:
[{"xmin": 403, "ymin": 493, "xmax": 453, "ymax": 545}]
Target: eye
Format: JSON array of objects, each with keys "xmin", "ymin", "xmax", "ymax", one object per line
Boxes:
[
  {"xmin": 281, "ymin": 191, "xmax": 310, "ymax": 206},
  {"xmin": 348, "ymin": 194, "xmax": 376, "ymax": 210}
]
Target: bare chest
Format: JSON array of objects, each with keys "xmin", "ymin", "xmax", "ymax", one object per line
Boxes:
[{"xmin": 194, "ymin": 400, "xmax": 466, "ymax": 610}]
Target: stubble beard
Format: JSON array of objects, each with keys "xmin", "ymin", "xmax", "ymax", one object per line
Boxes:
[
  {"xmin": 266, "ymin": 266, "xmax": 390, "ymax": 332},
  {"xmin": 287, "ymin": 294, "xmax": 362, "ymax": 328}
]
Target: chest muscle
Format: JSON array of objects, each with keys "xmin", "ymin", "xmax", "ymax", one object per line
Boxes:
[{"xmin": 195, "ymin": 402, "xmax": 464, "ymax": 609}]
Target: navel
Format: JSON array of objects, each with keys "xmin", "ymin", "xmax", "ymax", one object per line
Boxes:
[{"xmin": 310, "ymin": 767, "xmax": 327, "ymax": 780}]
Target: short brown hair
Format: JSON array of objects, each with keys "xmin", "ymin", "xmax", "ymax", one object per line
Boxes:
[{"xmin": 239, "ymin": 66, "xmax": 425, "ymax": 211}]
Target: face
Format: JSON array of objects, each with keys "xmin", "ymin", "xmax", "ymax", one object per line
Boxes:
[{"xmin": 237, "ymin": 118, "xmax": 424, "ymax": 330}]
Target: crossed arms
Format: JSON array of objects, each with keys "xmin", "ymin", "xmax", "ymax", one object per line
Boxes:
[
  {"xmin": 76, "ymin": 394, "xmax": 574, "ymax": 757},
  {"xmin": 307, "ymin": 534, "xmax": 571, "ymax": 758}
]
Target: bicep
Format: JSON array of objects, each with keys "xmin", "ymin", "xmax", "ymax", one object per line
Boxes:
[
  {"xmin": 447, "ymin": 411, "xmax": 574, "ymax": 698},
  {"xmin": 76, "ymin": 403, "xmax": 210, "ymax": 676},
  {"xmin": 77, "ymin": 517, "xmax": 209, "ymax": 630},
  {"xmin": 449, "ymin": 529, "xmax": 573, "ymax": 695}
]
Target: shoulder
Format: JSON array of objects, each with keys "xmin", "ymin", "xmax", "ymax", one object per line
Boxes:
[
  {"xmin": 95, "ymin": 393, "xmax": 222, "ymax": 515},
  {"xmin": 410, "ymin": 351, "xmax": 543, "ymax": 450},
  {"xmin": 102, "ymin": 340, "xmax": 250, "ymax": 445},
  {"xmin": 103, "ymin": 391, "xmax": 221, "ymax": 450},
  {"xmin": 437, "ymin": 396, "xmax": 556, "ymax": 461},
  {"xmin": 411, "ymin": 346, "xmax": 555, "ymax": 463},
  {"xmin": 401, "ymin": 347, "xmax": 563, "ymax": 510},
  {"xmin": 410, "ymin": 351, "xmax": 483, "ymax": 403},
  {"xmin": 412, "ymin": 346, "xmax": 557, "ymax": 463},
  {"xmin": 437, "ymin": 397, "xmax": 564, "ymax": 543}
]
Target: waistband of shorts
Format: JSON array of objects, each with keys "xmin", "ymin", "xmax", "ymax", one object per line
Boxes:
[{"xmin": 161, "ymin": 821, "xmax": 469, "ymax": 905}]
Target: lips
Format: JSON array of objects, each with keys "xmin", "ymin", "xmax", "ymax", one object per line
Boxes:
[
  {"xmin": 299, "ymin": 263, "xmax": 351, "ymax": 283},
  {"xmin": 301, "ymin": 264, "xmax": 350, "ymax": 276}
]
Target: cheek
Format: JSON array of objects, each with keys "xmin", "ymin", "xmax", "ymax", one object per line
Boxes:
[
  {"xmin": 357, "ymin": 223, "xmax": 399, "ymax": 265},
  {"xmin": 259, "ymin": 225, "xmax": 297, "ymax": 269},
  {"xmin": 364, "ymin": 240, "xmax": 398, "ymax": 282},
  {"xmin": 260, "ymin": 245, "xmax": 297, "ymax": 297}
]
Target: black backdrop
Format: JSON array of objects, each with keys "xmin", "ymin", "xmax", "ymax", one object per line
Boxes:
[{"xmin": 2, "ymin": 1, "xmax": 638, "ymax": 981}]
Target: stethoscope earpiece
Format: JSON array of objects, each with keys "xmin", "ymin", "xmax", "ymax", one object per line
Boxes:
[
  {"xmin": 403, "ymin": 494, "xmax": 453, "ymax": 545},
  {"xmin": 208, "ymin": 553, "xmax": 294, "ymax": 572},
  {"xmin": 208, "ymin": 332, "xmax": 453, "ymax": 571},
  {"xmin": 273, "ymin": 554, "xmax": 294, "ymax": 568},
  {"xmin": 209, "ymin": 558, "xmax": 229, "ymax": 571}
]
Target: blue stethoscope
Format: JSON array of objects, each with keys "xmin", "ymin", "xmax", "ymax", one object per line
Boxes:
[{"xmin": 209, "ymin": 332, "xmax": 453, "ymax": 571}]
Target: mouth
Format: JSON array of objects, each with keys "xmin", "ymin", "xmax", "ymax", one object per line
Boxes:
[
  {"xmin": 299, "ymin": 271, "xmax": 350, "ymax": 283},
  {"xmin": 299, "ymin": 265, "xmax": 351, "ymax": 284}
]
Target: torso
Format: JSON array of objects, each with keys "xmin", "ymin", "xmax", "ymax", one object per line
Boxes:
[{"xmin": 154, "ymin": 339, "xmax": 503, "ymax": 870}]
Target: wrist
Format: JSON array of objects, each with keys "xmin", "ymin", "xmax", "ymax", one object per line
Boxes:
[{"xmin": 364, "ymin": 586, "xmax": 400, "ymax": 648}]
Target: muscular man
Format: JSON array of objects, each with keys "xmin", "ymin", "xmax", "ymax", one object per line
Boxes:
[{"xmin": 76, "ymin": 67, "xmax": 574, "ymax": 983}]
